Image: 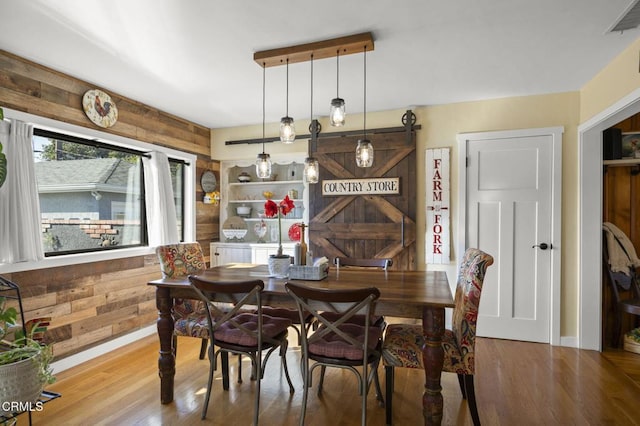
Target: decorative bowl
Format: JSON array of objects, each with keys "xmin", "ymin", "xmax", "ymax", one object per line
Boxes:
[
  {"xmin": 237, "ymin": 172, "xmax": 251, "ymax": 183},
  {"xmin": 262, "ymin": 191, "xmax": 274, "ymax": 199},
  {"xmin": 236, "ymin": 206, "xmax": 252, "ymax": 216},
  {"xmin": 222, "ymin": 229, "xmax": 248, "ymax": 240}
]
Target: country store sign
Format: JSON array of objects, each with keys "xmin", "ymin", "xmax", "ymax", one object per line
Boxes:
[{"xmin": 321, "ymin": 177, "xmax": 400, "ymax": 196}]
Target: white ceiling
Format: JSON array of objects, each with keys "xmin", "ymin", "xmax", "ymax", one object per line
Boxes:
[{"xmin": 1, "ymin": 0, "xmax": 639, "ymax": 129}]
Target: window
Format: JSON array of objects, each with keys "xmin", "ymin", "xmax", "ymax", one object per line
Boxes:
[
  {"xmin": 0, "ymin": 107, "xmax": 196, "ymax": 273},
  {"xmin": 34, "ymin": 129, "xmax": 149, "ymax": 255}
]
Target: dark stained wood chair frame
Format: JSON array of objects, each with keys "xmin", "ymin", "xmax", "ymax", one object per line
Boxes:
[
  {"xmin": 189, "ymin": 276, "xmax": 294, "ymax": 424},
  {"xmin": 285, "ymin": 282, "xmax": 383, "ymax": 426},
  {"xmin": 334, "ymin": 256, "xmax": 393, "ymax": 270}
]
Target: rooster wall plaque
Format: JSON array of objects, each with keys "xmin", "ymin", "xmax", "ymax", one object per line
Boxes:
[{"xmin": 82, "ymin": 89, "xmax": 118, "ymax": 128}]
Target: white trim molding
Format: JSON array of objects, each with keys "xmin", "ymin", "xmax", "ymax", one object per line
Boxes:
[{"xmin": 578, "ymin": 87, "xmax": 640, "ymax": 351}]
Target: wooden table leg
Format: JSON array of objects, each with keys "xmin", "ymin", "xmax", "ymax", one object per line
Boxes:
[
  {"xmin": 156, "ymin": 286, "xmax": 175, "ymax": 404},
  {"xmin": 422, "ymin": 306, "xmax": 445, "ymax": 425}
]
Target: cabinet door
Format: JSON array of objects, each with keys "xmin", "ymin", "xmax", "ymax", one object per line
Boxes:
[
  {"xmin": 211, "ymin": 244, "xmax": 251, "ymax": 266},
  {"xmin": 252, "ymin": 245, "xmax": 295, "ymax": 264}
]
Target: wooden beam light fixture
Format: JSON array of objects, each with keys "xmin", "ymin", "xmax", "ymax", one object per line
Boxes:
[{"xmin": 253, "ymin": 32, "xmax": 374, "ymax": 67}]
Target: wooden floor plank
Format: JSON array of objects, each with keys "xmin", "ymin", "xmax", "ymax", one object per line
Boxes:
[{"xmin": 22, "ymin": 335, "xmax": 640, "ymax": 425}]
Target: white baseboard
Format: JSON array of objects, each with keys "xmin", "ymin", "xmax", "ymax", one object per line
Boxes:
[
  {"xmin": 560, "ymin": 335, "xmax": 579, "ymax": 348},
  {"xmin": 50, "ymin": 325, "xmax": 157, "ymax": 374}
]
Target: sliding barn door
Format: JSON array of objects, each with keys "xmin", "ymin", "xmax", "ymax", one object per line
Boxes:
[{"xmin": 308, "ymin": 130, "xmax": 416, "ymax": 270}]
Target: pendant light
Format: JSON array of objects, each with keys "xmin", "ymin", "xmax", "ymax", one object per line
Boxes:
[
  {"xmin": 256, "ymin": 62, "xmax": 272, "ymax": 178},
  {"xmin": 356, "ymin": 45, "xmax": 373, "ymax": 167},
  {"xmin": 279, "ymin": 58, "xmax": 296, "ymax": 143},
  {"xmin": 329, "ymin": 49, "xmax": 346, "ymax": 127},
  {"xmin": 305, "ymin": 54, "xmax": 319, "ymax": 184}
]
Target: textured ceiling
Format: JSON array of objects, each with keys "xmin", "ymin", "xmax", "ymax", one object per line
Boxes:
[{"xmin": 0, "ymin": 0, "xmax": 639, "ymax": 128}]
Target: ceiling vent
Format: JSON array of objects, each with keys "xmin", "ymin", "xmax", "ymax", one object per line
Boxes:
[{"xmin": 608, "ymin": 0, "xmax": 640, "ymax": 32}]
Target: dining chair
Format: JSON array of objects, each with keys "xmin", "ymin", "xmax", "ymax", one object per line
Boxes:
[
  {"xmin": 189, "ymin": 275, "xmax": 294, "ymax": 424},
  {"xmin": 326, "ymin": 256, "xmax": 392, "ymax": 326},
  {"xmin": 381, "ymin": 248, "xmax": 494, "ymax": 426},
  {"xmin": 285, "ymin": 282, "xmax": 384, "ymax": 426},
  {"xmin": 334, "ymin": 256, "xmax": 393, "ymax": 271},
  {"xmin": 602, "ymin": 226, "xmax": 640, "ymax": 347},
  {"xmin": 155, "ymin": 243, "xmax": 209, "ymax": 360}
]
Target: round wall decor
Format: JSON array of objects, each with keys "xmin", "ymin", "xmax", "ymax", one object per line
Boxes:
[
  {"xmin": 82, "ymin": 89, "xmax": 118, "ymax": 128},
  {"xmin": 201, "ymin": 170, "xmax": 218, "ymax": 192}
]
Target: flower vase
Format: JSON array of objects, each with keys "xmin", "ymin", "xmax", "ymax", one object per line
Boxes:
[{"xmin": 268, "ymin": 254, "xmax": 291, "ymax": 278}]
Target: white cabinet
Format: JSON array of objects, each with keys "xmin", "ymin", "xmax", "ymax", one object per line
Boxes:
[
  {"xmin": 250, "ymin": 243, "xmax": 296, "ymax": 264},
  {"xmin": 220, "ymin": 154, "xmax": 309, "ymax": 245},
  {"xmin": 210, "ymin": 242, "xmax": 251, "ymax": 266}
]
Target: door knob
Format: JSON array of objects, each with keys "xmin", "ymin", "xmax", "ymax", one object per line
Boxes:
[{"xmin": 532, "ymin": 243, "xmax": 552, "ymax": 250}]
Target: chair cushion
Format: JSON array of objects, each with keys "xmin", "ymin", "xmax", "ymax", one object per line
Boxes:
[
  {"xmin": 174, "ymin": 314, "xmax": 210, "ymax": 339},
  {"xmin": 261, "ymin": 307, "xmax": 312, "ymax": 325},
  {"xmin": 381, "ymin": 324, "xmax": 473, "ymax": 374},
  {"xmin": 214, "ymin": 313, "xmax": 291, "ymax": 347},
  {"xmin": 309, "ymin": 323, "xmax": 382, "ymax": 360},
  {"xmin": 381, "ymin": 323, "xmax": 425, "ymax": 369}
]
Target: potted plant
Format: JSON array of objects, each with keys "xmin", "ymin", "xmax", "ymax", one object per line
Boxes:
[
  {"xmin": 264, "ymin": 195, "xmax": 295, "ymax": 277},
  {"xmin": 0, "ymin": 282, "xmax": 55, "ymax": 417}
]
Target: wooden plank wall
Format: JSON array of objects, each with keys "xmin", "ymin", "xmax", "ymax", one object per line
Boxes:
[
  {"xmin": 602, "ymin": 113, "xmax": 640, "ymax": 347},
  {"xmin": 0, "ymin": 50, "xmax": 219, "ymax": 359}
]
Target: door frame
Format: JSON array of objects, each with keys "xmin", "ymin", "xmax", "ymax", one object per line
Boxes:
[
  {"xmin": 578, "ymin": 88, "xmax": 640, "ymax": 351},
  {"xmin": 457, "ymin": 127, "xmax": 563, "ymax": 346}
]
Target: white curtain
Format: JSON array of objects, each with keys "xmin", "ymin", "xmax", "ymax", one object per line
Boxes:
[
  {"xmin": 0, "ymin": 119, "xmax": 44, "ymax": 263},
  {"xmin": 142, "ymin": 151, "xmax": 179, "ymax": 246}
]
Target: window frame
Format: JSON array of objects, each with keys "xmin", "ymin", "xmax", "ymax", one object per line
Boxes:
[{"xmin": 0, "ymin": 108, "xmax": 196, "ymax": 274}]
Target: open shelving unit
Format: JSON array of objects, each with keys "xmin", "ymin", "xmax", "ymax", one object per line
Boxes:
[{"xmin": 219, "ymin": 154, "xmax": 308, "ymax": 244}]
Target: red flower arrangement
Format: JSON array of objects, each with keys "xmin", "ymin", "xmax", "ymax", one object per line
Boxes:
[{"xmin": 264, "ymin": 195, "xmax": 295, "ymax": 256}]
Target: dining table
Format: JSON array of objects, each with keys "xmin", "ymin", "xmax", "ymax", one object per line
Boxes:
[{"xmin": 148, "ymin": 263, "xmax": 454, "ymax": 425}]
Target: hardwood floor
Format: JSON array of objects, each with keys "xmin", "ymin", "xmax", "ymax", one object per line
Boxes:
[{"xmin": 24, "ymin": 334, "xmax": 640, "ymax": 425}]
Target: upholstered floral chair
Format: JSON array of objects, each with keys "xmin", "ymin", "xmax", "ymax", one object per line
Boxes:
[
  {"xmin": 156, "ymin": 243, "xmax": 209, "ymax": 359},
  {"xmin": 381, "ymin": 248, "xmax": 494, "ymax": 426}
]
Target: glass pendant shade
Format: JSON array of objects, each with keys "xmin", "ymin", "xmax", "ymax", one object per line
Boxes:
[
  {"xmin": 330, "ymin": 98, "xmax": 346, "ymax": 126},
  {"xmin": 280, "ymin": 116, "xmax": 296, "ymax": 143},
  {"xmin": 256, "ymin": 152, "xmax": 272, "ymax": 178},
  {"xmin": 304, "ymin": 157, "xmax": 319, "ymax": 184},
  {"xmin": 355, "ymin": 139, "xmax": 374, "ymax": 168}
]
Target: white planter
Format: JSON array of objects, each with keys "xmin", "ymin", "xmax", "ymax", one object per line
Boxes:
[
  {"xmin": 0, "ymin": 351, "xmax": 45, "ymax": 416},
  {"xmin": 268, "ymin": 255, "xmax": 291, "ymax": 278}
]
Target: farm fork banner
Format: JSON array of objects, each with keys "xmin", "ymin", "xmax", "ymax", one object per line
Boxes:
[{"xmin": 426, "ymin": 148, "xmax": 450, "ymax": 264}]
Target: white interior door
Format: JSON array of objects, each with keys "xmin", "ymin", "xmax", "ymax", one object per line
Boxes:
[{"xmin": 458, "ymin": 127, "xmax": 562, "ymax": 344}]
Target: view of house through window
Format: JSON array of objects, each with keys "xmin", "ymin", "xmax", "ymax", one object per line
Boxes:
[{"xmin": 32, "ymin": 129, "xmax": 185, "ymax": 255}]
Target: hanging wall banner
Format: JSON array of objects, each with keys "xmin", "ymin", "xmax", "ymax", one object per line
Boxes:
[{"xmin": 426, "ymin": 148, "xmax": 450, "ymax": 264}]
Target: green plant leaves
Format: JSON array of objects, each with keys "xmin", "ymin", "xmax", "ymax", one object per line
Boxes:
[
  {"xmin": 0, "ymin": 142, "xmax": 6, "ymax": 188},
  {"xmin": 0, "ymin": 107, "xmax": 5, "ymax": 188}
]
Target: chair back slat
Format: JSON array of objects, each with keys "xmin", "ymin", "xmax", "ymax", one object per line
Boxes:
[
  {"xmin": 189, "ymin": 276, "xmax": 269, "ymax": 341},
  {"xmin": 334, "ymin": 257, "xmax": 392, "ymax": 270},
  {"xmin": 285, "ymin": 283, "xmax": 380, "ymax": 350}
]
